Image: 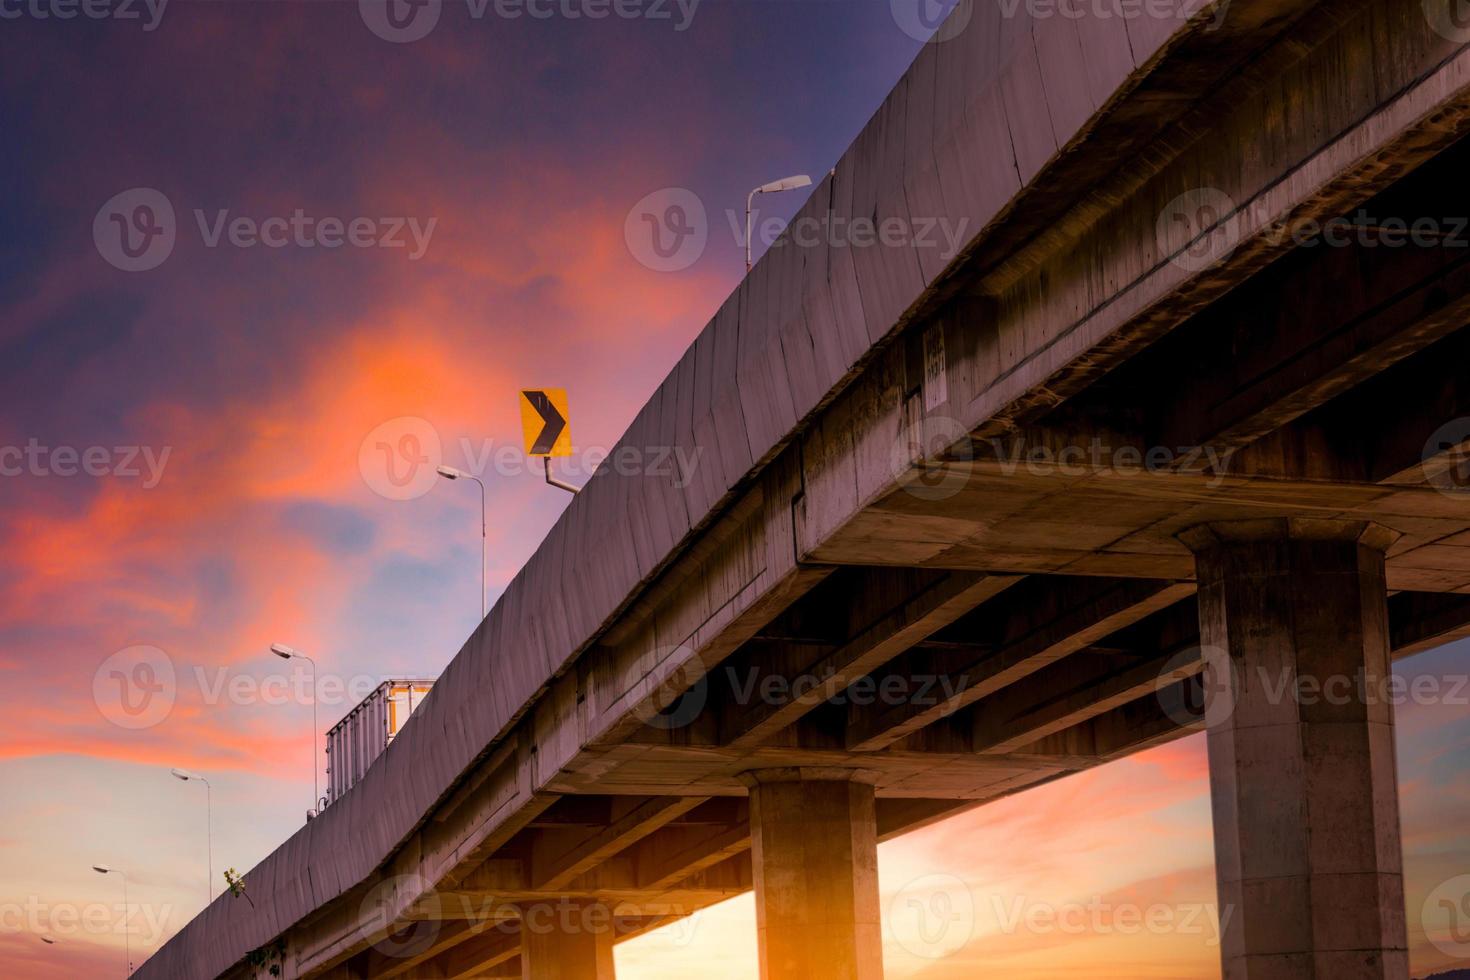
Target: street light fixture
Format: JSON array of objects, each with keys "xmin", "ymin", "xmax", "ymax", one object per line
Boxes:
[
  {"xmin": 92, "ymin": 865, "xmax": 130, "ymax": 976},
  {"xmin": 746, "ymin": 174, "xmax": 813, "ymax": 271},
  {"xmin": 269, "ymin": 643, "xmax": 320, "ymax": 818},
  {"xmin": 170, "ymin": 768, "xmax": 213, "ymax": 905},
  {"xmin": 436, "ymin": 465, "xmax": 487, "ymax": 618}
]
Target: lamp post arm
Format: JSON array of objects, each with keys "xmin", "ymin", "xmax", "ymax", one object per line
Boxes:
[{"xmin": 745, "ymin": 188, "xmax": 760, "ymax": 272}]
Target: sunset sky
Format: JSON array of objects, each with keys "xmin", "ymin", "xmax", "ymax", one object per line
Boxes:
[{"xmin": 2, "ymin": 2, "xmax": 1469, "ymax": 978}]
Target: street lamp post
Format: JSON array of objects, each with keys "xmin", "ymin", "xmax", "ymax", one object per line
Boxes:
[
  {"xmin": 91, "ymin": 865, "xmax": 129, "ymax": 976},
  {"xmin": 435, "ymin": 465, "xmax": 487, "ymax": 618},
  {"xmin": 745, "ymin": 174, "xmax": 813, "ymax": 271},
  {"xmin": 269, "ymin": 643, "xmax": 320, "ymax": 817},
  {"xmin": 170, "ymin": 768, "xmax": 213, "ymax": 905}
]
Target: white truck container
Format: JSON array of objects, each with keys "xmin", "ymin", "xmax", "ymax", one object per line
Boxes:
[{"xmin": 323, "ymin": 679, "xmax": 435, "ymax": 807}]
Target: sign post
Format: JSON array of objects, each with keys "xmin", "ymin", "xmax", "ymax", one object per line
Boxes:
[{"xmin": 520, "ymin": 389, "xmax": 578, "ymax": 493}]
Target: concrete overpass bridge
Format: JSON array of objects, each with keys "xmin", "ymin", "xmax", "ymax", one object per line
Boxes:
[{"xmin": 140, "ymin": 0, "xmax": 1470, "ymax": 976}]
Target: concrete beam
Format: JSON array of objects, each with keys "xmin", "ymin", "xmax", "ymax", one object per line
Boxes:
[
  {"xmin": 406, "ymin": 926, "xmax": 521, "ymax": 980},
  {"xmin": 846, "ymin": 577, "xmax": 1193, "ymax": 750},
  {"xmin": 530, "ymin": 796, "xmax": 708, "ymax": 891},
  {"xmin": 716, "ymin": 568, "xmax": 1020, "ymax": 748}
]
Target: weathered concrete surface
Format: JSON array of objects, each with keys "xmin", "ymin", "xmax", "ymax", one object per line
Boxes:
[
  {"xmin": 132, "ymin": 0, "xmax": 1470, "ymax": 977},
  {"xmin": 743, "ymin": 770, "xmax": 882, "ymax": 980},
  {"xmin": 1184, "ymin": 520, "xmax": 1409, "ymax": 979},
  {"xmin": 520, "ymin": 903, "xmax": 616, "ymax": 980}
]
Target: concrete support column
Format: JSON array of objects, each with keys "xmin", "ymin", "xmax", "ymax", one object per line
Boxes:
[
  {"xmin": 740, "ymin": 767, "xmax": 883, "ymax": 980},
  {"xmin": 1180, "ymin": 519, "xmax": 1408, "ymax": 980},
  {"xmin": 519, "ymin": 901, "xmax": 615, "ymax": 980}
]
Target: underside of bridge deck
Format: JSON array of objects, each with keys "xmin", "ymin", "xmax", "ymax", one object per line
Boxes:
[
  {"xmin": 139, "ymin": 1, "xmax": 1470, "ymax": 978},
  {"xmin": 322, "ymin": 132, "xmax": 1470, "ymax": 970}
]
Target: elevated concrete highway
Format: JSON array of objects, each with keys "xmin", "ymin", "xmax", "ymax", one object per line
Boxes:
[{"xmin": 138, "ymin": 0, "xmax": 1470, "ymax": 976}]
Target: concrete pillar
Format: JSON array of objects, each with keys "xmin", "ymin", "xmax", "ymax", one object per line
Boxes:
[
  {"xmin": 1180, "ymin": 519, "xmax": 1408, "ymax": 980},
  {"xmin": 741, "ymin": 768, "xmax": 883, "ymax": 980},
  {"xmin": 519, "ymin": 901, "xmax": 615, "ymax": 980}
]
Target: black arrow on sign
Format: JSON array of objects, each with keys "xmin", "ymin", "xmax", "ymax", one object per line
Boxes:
[{"xmin": 523, "ymin": 390, "xmax": 566, "ymax": 455}]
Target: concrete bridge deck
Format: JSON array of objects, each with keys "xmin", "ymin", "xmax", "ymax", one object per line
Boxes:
[{"xmin": 138, "ymin": 0, "xmax": 1470, "ymax": 976}]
